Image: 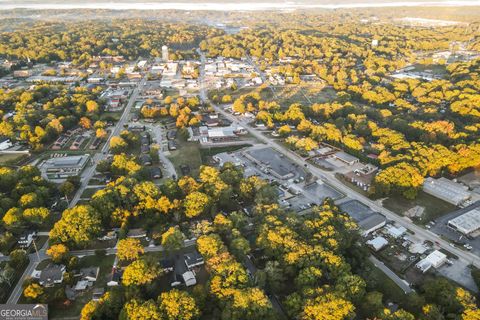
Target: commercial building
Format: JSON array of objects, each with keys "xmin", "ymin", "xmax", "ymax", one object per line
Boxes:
[
  {"xmin": 332, "ymin": 151, "xmax": 359, "ymax": 166},
  {"xmin": 447, "ymin": 203, "xmax": 480, "ymax": 236},
  {"xmin": 344, "ymin": 164, "xmax": 378, "ymax": 191},
  {"xmin": 367, "ymin": 236, "xmax": 388, "ymax": 251},
  {"xmin": 244, "ymin": 147, "xmax": 297, "ymax": 180},
  {"xmin": 416, "ymin": 250, "xmax": 447, "ymax": 273},
  {"xmin": 423, "ymin": 177, "xmax": 471, "ymax": 206},
  {"xmin": 187, "ymin": 126, "xmax": 247, "ymax": 144},
  {"xmin": 41, "ymin": 155, "xmax": 90, "ymax": 179},
  {"xmin": 339, "ymin": 200, "xmax": 387, "ymax": 236}
]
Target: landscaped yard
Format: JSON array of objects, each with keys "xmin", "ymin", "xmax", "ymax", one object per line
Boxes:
[
  {"xmin": 49, "ymin": 255, "xmax": 115, "ymax": 319},
  {"xmin": 383, "ymin": 191, "xmax": 457, "ymax": 223}
]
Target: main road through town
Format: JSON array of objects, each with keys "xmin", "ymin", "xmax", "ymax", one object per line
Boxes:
[
  {"xmin": 7, "ymin": 76, "xmax": 148, "ymax": 304},
  {"xmin": 197, "ymin": 50, "xmax": 480, "ymax": 269}
]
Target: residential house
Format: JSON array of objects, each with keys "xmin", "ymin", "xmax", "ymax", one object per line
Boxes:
[{"xmin": 39, "ymin": 264, "xmax": 66, "ymax": 287}]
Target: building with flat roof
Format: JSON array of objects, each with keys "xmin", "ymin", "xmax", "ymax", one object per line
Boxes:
[
  {"xmin": 339, "ymin": 200, "xmax": 386, "ymax": 236},
  {"xmin": 448, "ymin": 204, "xmax": 480, "ymax": 236},
  {"xmin": 423, "ymin": 177, "xmax": 471, "ymax": 206},
  {"xmin": 367, "ymin": 236, "xmax": 388, "ymax": 251},
  {"xmin": 344, "ymin": 164, "xmax": 378, "ymax": 191},
  {"xmin": 187, "ymin": 126, "xmax": 246, "ymax": 144},
  {"xmin": 41, "ymin": 155, "xmax": 90, "ymax": 179},
  {"xmin": 245, "ymin": 147, "xmax": 297, "ymax": 180},
  {"xmin": 333, "ymin": 151, "xmax": 359, "ymax": 166},
  {"xmin": 416, "ymin": 250, "xmax": 447, "ymax": 273}
]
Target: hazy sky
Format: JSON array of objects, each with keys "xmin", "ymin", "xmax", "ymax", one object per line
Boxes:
[{"xmin": 0, "ymin": 0, "xmax": 479, "ymax": 11}]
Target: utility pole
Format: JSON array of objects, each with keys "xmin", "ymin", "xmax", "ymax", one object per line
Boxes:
[{"xmin": 32, "ymin": 237, "xmax": 40, "ymax": 261}]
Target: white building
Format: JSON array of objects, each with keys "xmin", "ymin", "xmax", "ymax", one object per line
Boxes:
[
  {"xmin": 367, "ymin": 236, "xmax": 388, "ymax": 251},
  {"xmin": 386, "ymin": 225, "xmax": 407, "ymax": 239},
  {"xmin": 448, "ymin": 206, "xmax": 480, "ymax": 236},
  {"xmin": 0, "ymin": 137, "xmax": 13, "ymax": 150},
  {"xmin": 41, "ymin": 155, "xmax": 90, "ymax": 180},
  {"xmin": 416, "ymin": 250, "xmax": 447, "ymax": 273},
  {"xmin": 423, "ymin": 177, "xmax": 471, "ymax": 206}
]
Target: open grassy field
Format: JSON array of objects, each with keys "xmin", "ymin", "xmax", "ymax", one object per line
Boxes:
[
  {"xmin": 0, "ymin": 153, "xmax": 28, "ymax": 165},
  {"xmin": 167, "ymin": 137, "xmax": 203, "ymax": 177},
  {"xmin": 271, "ymin": 85, "xmax": 337, "ymax": 108},
  {"xmin": 383, "ymin": 190, "xmax": 457, "ymax": 223}
]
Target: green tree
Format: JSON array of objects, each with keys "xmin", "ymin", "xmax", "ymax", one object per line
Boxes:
[{"xmin": 161, "ymin": 227, "xmax": 185, "ymax": 252}]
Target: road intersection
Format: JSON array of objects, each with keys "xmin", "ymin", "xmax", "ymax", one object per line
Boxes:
[{"xmin": 198, "ymin": 50, "xmax": 480, "ymax": 269}]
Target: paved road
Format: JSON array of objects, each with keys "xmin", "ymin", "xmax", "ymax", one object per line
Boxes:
[
  {"xmin": 6, "ymin": 239, "xmax": 197, "ymax": 304},
  {"xmin": 7, "ymin": 77, "xmax": 148, "ymax": 304},
  {"xmin": 369, "ymin": 256, "xmax": 413, "ymax": 294},
  {"xmin": 198, "ymin": 50, "xmax": 480, "ymax": 269},
  {"xmin": 144, "ymin": 123, "xmax": 177, "ymax": 179},
  {"xmin": 69, "ymin": 239, "xmax": 197, "ymax": 257},
  {"xmin": 70, "ymin": 76, "xmax": 147, "ymax": 206},
  {"xmin": 213, "ymin": 100, "xmax": 480, "ymax": 268}
]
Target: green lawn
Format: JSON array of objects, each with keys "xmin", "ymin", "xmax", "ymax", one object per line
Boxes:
[
  {"xmin": 80, "ymin": 187, "xmax": 104, "ymax": 199},
  {"xmin": 100, "ymin": 111, "xmax": 123, "ymax": 122},
  {"xmin": 0, "ymin": 153, "xmax": 27, "ymax": 165},
  {"xmin": 167, "ymin": 137, "xmax": 203, "ymax": 177},
  {"xmin": 200, "ymin": 144, "xmax": 251, "ymax": 162},
  {"xmin": 383, "ymin": 190, "xmax": 457, "ymax": 223},
  {"xmin": 272, "ymin": 84, "xmax": 336, "ymax": 108},
  {"xmin": 363, "ymin": 259, "xmax": 407, "ymax": 305},
  {"xmin": 50, "ymin": 255, "xmax": 115, "ymax": 319}
]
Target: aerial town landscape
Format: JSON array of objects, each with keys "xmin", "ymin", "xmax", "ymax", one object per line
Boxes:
[{"xmin": 0, "ymin": 1, "xmax": 480, "ymax": 319}]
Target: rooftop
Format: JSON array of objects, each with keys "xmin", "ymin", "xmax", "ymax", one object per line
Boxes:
[
  {"xmin": 448, "ymin": 204, "xmax": 480, "ymax": 235},
  {"xmin": 423, "ymin": 177, "xmax": 471, "ymax": 205},
  {"xmin": 339, "ymin": 200, "xmax": 386, "ymax": 233},
  {"xmin": 43, "ymin": 155, "xmax": 90, "ymax": 168}
]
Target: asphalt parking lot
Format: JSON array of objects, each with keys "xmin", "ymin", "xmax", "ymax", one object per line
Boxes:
[{"xmin": 430, "ymin": 202, "xmax": 480, "ymax": 256}]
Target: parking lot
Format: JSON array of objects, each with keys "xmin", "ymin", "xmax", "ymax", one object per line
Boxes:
[{"xmin": 430, "ymin": 202, "xmax": 480, "ymax": 255}]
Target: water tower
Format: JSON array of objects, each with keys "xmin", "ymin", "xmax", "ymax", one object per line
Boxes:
[{"xmin": 162, "ymin": 45, "xmax": 169, "ymax": 62}]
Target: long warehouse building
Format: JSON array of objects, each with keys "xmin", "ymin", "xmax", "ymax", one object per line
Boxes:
[{"xmin": 423, "ymin": 177, "xmax": 471, "ymax": 207}]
